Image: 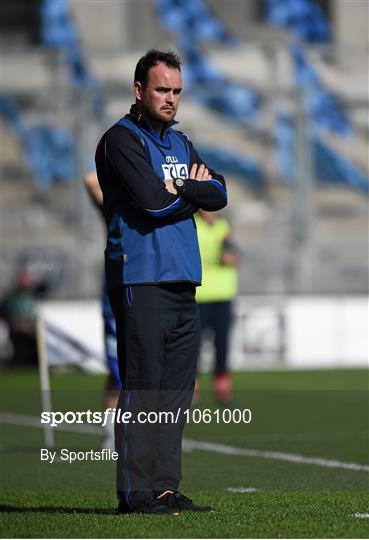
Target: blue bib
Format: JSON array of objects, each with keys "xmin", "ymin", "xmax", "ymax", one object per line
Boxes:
[{"xmin": 104, "ymin": 118, "xmax": 202, "ymax": 289}]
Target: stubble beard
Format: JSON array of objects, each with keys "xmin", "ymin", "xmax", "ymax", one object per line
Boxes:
[{"xmin": 143, "ymin": 105, "xmax": 176, "ymax": 126}]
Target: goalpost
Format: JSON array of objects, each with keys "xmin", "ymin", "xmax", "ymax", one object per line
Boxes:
[{"xmin": 35, "ymin": 300, "xmax": 106, "ymax": 448}]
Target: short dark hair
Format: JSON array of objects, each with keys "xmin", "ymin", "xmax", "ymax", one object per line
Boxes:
[{"xmin": 134, "ymin": 49, "xmax": 182, "ymax": 87}]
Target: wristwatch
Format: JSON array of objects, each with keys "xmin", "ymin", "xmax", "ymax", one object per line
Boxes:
[{"xmin": 173, "ymin": 177, "xmax": 186, "ymax": 194}]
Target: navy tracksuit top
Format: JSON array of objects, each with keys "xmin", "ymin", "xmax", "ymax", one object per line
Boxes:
[{"xmin": 95, "ymin": 106, "xmax": 227, "ymax": 291}]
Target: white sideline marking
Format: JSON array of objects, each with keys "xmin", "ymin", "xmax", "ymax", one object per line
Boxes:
[
  {"xmin": 182, "ymin": 438, "xmax": 369, "ymax": 472},
  {"xmin": 226, "ymin": 487, "xmax": 259, "ymax": 493},
  {"xmin": 2, "ymin": 412, "xmax": 369, "ymax": 473},
  {"xmin": 353, "ymin": 513, "xmax": 369, "ymax": 518},
  {"xmin": 1, "ymin": 412, "xmax": 101, "ymax": 435}
]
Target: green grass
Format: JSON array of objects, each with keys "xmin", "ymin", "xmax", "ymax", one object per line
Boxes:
[
  {"xmin": 1, "ymin": 368, "xmax": 368, "ymax": 538},
  {"xmin": 1, "ymin": 489, "xmax": 368, "ymax": 538}
]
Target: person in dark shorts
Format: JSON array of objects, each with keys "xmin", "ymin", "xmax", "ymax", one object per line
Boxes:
[{"xmin": 84, "ymin": 170, "xmax": 121, "ymax": 450}]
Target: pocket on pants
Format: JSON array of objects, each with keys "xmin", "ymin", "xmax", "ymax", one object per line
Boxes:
[{"xmin": 124, "ymin": 286, "xmax": 134, "ymax": 308}]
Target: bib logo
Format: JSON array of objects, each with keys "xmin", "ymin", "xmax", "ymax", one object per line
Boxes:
[{"xmin": 162, "ymin": 156, "xmax": 188, "ymax": 180}]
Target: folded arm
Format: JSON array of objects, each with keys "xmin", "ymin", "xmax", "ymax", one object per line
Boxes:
[
  {"xmin": 97, "ymin": 126, "xmax": 197, "ymax": 220},
  {"xmin": 170, "ymin": 138, "xmax": 227, "ymax": 211}
]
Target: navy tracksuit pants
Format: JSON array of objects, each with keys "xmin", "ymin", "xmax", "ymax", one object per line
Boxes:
[
  {"xmin": 198, "ymin": 301, "xmax": 232, "ymax": 375},
  {"xmin": 109, "ymin": 283, "xmax": 200, "ymax": 510}
]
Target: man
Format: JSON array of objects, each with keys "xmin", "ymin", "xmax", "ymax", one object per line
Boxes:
[
  {"xmin": 0, "ymin": 267, "xmax": 39, "ymax": 366},
  {"xmin": 195, "ymin": 210, "xmax": 239, "ymax": 405},
  {"xmin": 95, "ymin": 49, "xmax": 227, "ymax": 515},
  {"xmin": 84, "ymin": 170, "xmax": 121, "ymax": 450}
]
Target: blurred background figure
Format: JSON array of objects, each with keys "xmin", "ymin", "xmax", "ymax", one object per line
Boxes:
[
  {"xmin": 195, "ymin": 210, "xmax": 239, "ymax": 405},
  {"xmin": 84, "ymin": 170, "xmax": 121, "ymax": 451},
  {"xmin": 0, "ymin": 252, "xmax": 62, "ymax": 366},
  {"xmin": 0, "ymin": 267, "xmax": 39, "ymax": 366}
]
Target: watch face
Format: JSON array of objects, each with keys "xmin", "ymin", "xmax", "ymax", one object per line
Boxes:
[{"xmin": 175, "ymin": 178, "xmax": 185, "ymax": 187}]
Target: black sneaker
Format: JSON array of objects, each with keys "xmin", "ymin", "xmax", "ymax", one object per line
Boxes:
[
  {"xmin": 134, "ymin": 498, "xmax": 179, "ymax": 515},
  {"xmin": 173, "ymin": 492, "xmax": 212, "ymax": 512},
  {"xmin": 117, "ymin": 500, "xmax": 132, "ymax": 514},
  {"xmin": 118, "ymin": 492, "xmax": 179, "ymax": 515}
]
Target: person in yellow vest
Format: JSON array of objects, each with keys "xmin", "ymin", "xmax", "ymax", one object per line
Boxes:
[{"xmin": 195, "ymin": 209, "xmax": 239, "ymax": 404}]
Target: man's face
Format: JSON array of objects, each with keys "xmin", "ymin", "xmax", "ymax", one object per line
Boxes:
[{"xmin": 135, "ymin": 62, "xmax": 182, "ymax": 123}]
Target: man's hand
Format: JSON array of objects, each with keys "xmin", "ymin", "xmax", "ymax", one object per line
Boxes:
[
  {"xmin": 164, "ymin": 179, "xmax": 177, "ymax": 194},
  {"xmin": 190, "ymin": 163, "xmax": 212, "ymax": 181},
  {"xmin": 220, "ymin": 249, "xmax": 239, "ymax": 267},
  {"xmin": 164, "ymin": 163, "xmax": 212, "ymax": 193}
]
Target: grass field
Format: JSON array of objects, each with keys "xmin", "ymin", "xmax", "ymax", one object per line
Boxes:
[{"xmin": 1, "ymin": 368, "xmax": 368, "ymax": 538}]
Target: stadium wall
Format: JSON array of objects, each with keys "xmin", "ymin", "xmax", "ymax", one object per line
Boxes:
[{"xmin": 37, "ymin": 296, "xmax": 368, "ymax": 372}]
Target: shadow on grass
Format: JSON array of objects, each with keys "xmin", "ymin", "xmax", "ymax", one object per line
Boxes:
[{"xmin": 0, "ymin": 504, "xmax": 117, "ymax": 515}]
